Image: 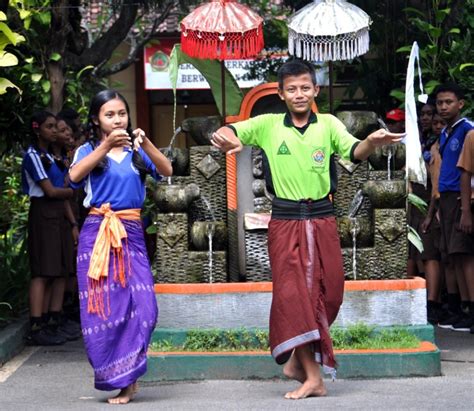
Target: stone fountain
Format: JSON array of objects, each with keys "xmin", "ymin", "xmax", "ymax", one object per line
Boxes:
[
  {"xmin": 151, "ymin": 89, "xmax": 408, "ymax": 283},
  {"xmin": 148, "ymin": 84, "xmax": 439, "ymax": 383}
]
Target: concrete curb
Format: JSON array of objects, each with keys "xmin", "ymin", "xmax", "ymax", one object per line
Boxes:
[
  {"xmin": 0, "ymin": 316, "xmax": 29, "ymax": 366},
  {"xmin": 144, "ymin": 342, "xmax": 441, "ymax": 381}
]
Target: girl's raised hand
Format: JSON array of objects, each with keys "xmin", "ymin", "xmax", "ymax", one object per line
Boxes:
[
  {"xmin": 104, "ymin": 129, "xmax": 132, "ymax": 149},
  {"xmin": 132, "ymin": 128, "xmax": 146, "ymax": 151}
]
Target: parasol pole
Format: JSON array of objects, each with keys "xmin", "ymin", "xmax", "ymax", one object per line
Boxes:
[
  {"xmin": 328, "ymin": 61, "xmax": 334, "ymax": 114},
  {"xmin": 221, "ymin": 60, "xmax": 226, "ymax": 125}
]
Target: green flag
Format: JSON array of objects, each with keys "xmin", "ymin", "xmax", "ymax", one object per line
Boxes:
[{"xmin": 169, "ymin": 44, "xmax": 244, "ymax": 117}]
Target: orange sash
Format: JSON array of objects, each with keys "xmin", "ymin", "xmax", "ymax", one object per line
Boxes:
[{"xmin": 87, "ymin": 203, "xmax": 141, "ymax": 318}]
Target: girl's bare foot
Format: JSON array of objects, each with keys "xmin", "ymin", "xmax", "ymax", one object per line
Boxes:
[
  {"xmin": 107, "ymin": 384, "xmax": 135, "ymax": 405},
  {"xmin": 283, "ymin": 353, "xmax": 306, "ymax": 383},
  {"xmin": 284, "ymin": 379, "xmax": 327, "ymax": 400}
]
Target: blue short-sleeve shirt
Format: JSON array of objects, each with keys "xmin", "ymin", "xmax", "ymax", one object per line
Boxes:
[
  {"xmin": 22, "ymin": 146, "xmax": 67, "ymax": 197},
  {"xmin": 70, "ymin": 143, "xmax": 162, "ymax": 210},
  {"xmin": 438, "ymin": 118, "xmax": 474, "ymax": 193}
]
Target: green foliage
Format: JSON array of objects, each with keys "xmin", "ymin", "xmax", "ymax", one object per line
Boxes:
[
  {"xmin": 392, "ymin": 0, "xmax": 474, "ymax": 116},
  {"xmin": 407, "ymin": 224, "xmax": 424, "ymax": 253},
  {"xmin": 407, "ymin": 193, "xmax": 428, "ymax": 215},
  {"xmin": 0, "ymin": 154, "xmax": 29, "ymax": 235},
  {"xmin": 0, "ymin": 154, "xmax": 30, "ymax": 323},
  {"xmin": 0, "ymin": 8, "xmax": 25, "ymax": 95},
  {"xmin": 149, "ymin": 325, "xmax": 420, "ymax": 352},
  {"xmin": 0, "ymin": 228, "xmax": 30, "ymax": 324},
  {"xmin": 150, "ymin": 329, "xmax": 270, "ymax": 352},
  {"xmin": 406, "ymin": 193, "xmax": 428, "ymax": 253},
  {"xmin": 331, "ymin": 323, "xmax": 420, "ymax": 350}
]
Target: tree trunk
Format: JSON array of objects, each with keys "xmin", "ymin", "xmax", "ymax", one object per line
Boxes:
[
  {"xmin": 47, "ymin": 63, "xmax": 66, "ymax": 114},
  {"xmin": 47, "ymin": 0, "xmax": 70, "ymax": 113}
]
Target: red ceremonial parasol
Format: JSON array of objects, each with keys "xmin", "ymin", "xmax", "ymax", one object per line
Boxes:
[{"xmin": 180, "ymin": 0, "xmax": 264, "ymax": 120}]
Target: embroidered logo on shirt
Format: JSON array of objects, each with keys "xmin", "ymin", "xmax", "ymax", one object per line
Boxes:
[
  {"xmin": 449, "ymin": 138, "xmax": 460, "ymax": 152},
  {"xmin": 277, "ymin": 141, "xmax": 291, "ymax": 155},
  {"xmin": 312, "ymin": 148, "xmax": 326, "ymax": 167}
]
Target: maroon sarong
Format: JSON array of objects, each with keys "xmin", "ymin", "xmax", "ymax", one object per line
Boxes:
[{"xmin": 268, "ymin": 216, "xmax": 344, "ymax": 378}]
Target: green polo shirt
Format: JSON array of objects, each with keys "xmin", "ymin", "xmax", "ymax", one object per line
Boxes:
[{"xmin": 232, "ymin": 112, "xmax": 360, "ymax": 201}]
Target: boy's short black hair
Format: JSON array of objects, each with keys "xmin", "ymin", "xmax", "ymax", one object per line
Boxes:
[
  {"xmin": 277, "ymin": 59, "xmax": 317, "ymax": 89},
  {"xmin": 434, "ymin": 82, "xmax": 465, "ymax": 100}
]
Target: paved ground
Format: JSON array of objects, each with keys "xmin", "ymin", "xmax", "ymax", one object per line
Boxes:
[{"xmin": 0, "ymin": 327, "xmax": 473, "ymax": 410}]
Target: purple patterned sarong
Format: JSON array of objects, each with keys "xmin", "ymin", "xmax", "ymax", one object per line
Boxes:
[{"xmin": 77, "ymin": 215, "xmax": 158, "ymax": 391}]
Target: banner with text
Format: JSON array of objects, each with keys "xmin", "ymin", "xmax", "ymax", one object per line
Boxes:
[{"xmin": 144, "ymin": 39, "xmax": 263, "ymax": 90}]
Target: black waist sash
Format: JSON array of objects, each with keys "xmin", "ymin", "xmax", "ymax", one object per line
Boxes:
[{"xmin": 271, "ymin": 196, "xmax": 334, "ymax": 220}]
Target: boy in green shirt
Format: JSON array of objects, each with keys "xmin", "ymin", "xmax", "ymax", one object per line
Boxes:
[{"xmin": 211, "ymin": 60, "xmax": 404, "ymax": 400}]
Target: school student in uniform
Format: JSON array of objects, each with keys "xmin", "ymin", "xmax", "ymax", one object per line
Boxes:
[
  {"xmin": 69, "ymin": 90, "xmax": 172, "ymax": 404},
  {"xmin": 21, "ymin": 111, "xmax": 77, "ymax": 345},
  {"xmin": 435, "ymin": 83, "xmax": 474, "ymax": 331}
]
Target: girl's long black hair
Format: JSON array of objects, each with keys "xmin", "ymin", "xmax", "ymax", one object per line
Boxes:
[
  {"xmin": 30, "ymin": 110, "xmax": 55, "ymax": 171},
  {"xmin": 86, "ymin": 90, "xmax": 150, "ymax": 179}
]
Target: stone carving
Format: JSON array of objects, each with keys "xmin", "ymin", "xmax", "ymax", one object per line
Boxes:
[
  {"xmin": 181, "ymin": 116, "xmax": 221, "ymax": 145},
  {"xmin": 191, "ymin": 221, "xmax": 227, "ymax": 251},
  {"xmin": 154, "ymin": 183, "xmax": 200, "ymax": 212}
]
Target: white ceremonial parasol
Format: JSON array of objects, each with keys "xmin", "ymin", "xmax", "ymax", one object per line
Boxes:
[{"xmin": 288, "ymin": 0, "xmax": 372, "ymax": 112}]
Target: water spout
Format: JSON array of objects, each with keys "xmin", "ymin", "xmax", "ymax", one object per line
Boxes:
[
  {"xmin": 348, "ymin": 189, "xmax": 364, "ymax": 219},
  {"xmin": 165, "ymin": 127, "xmax": 182, "ymax": 185},
  {"xmin": 201, "ymin": 195, "xmax": 216, "ymax": 221},
  {"xmin": 167, "ymin": 126, "xmax": 182, "ymax": 155}
]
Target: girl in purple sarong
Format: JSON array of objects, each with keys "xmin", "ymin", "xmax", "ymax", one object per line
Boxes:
[{"xmin": 69, "ymin": 90, "xmax": 172, "ymax": 404}]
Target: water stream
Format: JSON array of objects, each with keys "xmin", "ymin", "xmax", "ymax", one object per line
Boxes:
[
  {"xmin": 200, "ymin": 195, "xmax": 216, "ymax": 222},
  {"xmin": 165, "ymin": 127, "xmax": 182, "ymax": 185},
  {"xmin": 387, "ymin": 145, "xmax": 392, "ymax": 181},
  {"xmin": 350, "ymin": 217, "xmax": 358, "ymax": 280},
  {"xmin": 207, "ymin": 225, "xmax": 215, "ymax": 284}
]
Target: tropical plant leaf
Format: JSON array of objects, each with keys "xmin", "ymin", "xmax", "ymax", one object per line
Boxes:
[
  {"xmin": 0, "ymin": 51, "xmax": 18, "ymax": 67},
  {"xmin": 407, "ymin": 225, "xmax": 424, "ymax": 253},
  {"xmin": 0, "ymin": 77, "xmax": 21, "ymax": 95},
  {"xmin": 407, "ymin": 193, "xmax": 428, "ymax": 214}
]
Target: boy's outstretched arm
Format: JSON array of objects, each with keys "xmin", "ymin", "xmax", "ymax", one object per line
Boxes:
[
  {"xmin": 353, "ymin": 129, "xmax": 405, "ymax": 161},
  {"xmin": 211, "ymin": 126, "xmax": 243, "ymax": 155}
]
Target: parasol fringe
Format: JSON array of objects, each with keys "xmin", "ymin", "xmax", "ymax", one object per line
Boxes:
[
  {"xmin": 288, "ymin": 28, "xmax": 369, "ymax": 62},
  {"xmin": 181, "ymin": 26, "xmax": 264, "ymax": 60}
]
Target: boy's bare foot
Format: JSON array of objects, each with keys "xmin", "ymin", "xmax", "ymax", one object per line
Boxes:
[
  {"xmin": 284, "ymin": 379, "xmax": 327, "ymax": 400},
  {"xmin": 283, "ymin": 353, "xmax": 306, "ymax": 383},
  {"xmin": 107, "ymin": 384, "xmax": 135, "ymax": 405}
]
